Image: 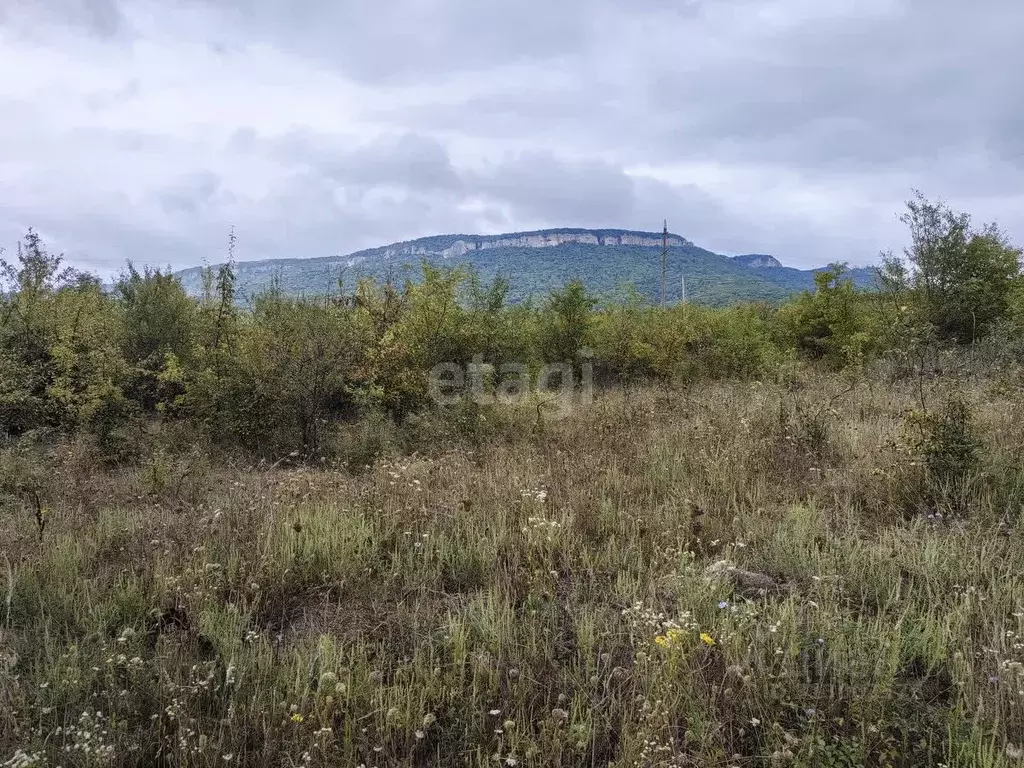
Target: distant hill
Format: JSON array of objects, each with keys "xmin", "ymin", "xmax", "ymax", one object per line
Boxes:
[{"xmin": 175, "ymin": 227, "xmax": 876, "ymax": 307}]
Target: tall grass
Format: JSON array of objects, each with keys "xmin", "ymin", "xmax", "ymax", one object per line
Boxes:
[{"xmin": 3, "ymin": 371, "xmax": 1024, "ymax": 766}]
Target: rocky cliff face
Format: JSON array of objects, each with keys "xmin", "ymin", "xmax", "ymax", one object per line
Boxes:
[
  {"xmin": 378, "ymin": 230, "xmax": 689, "ymax": 260},
  {"xmin": 731, "ymin": 253, "xmax": 783, "ymax": 269}
]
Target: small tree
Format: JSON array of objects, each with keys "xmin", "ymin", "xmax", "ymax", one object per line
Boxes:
[
  {"xmin": 0, "ymin": 230, "xmax": 94, "ymax": 435},
  {"xmin": 115, "ymin": 264, "xmax": 197, "ymax": 412},
  {"xmin": 538, "ymin": 279, "xmax": 595, "ymax": 375},
  {"xmin": 881, "ymin": 192, "xmax": 1022, "ymax": 343},
  {"xmin": 781, "ymin": 263, "xmax": 877, "ymax": 367},
  {"xmin": 0, "ymin": 229, "xmax": 85, "ymax": 365}
]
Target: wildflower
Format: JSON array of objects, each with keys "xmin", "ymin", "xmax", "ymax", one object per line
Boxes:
[
  {"xmin": 718, "ymin": 601, "xmax": 729, "ymax": 609},
  {"xmin": 414, "ymin": 730, "xmax": 425, "ymax": 740},
  {"xmin": 488, "ymin": 709, "xmax": 502, "ymax": 716},
  {"xmin": 654, "ymin": 635, "xmax": 670, "ymax": 648},
  {"xmin": 290, "ymin": 713, "xmax": 304, "ymax": 723},
  {"xmin": 422, "ymin": 713, "xmax": 437, "ymax": 728},
  {"xmin": 700, "ymin": 633, "xmax": 715, "ymax": 646}
]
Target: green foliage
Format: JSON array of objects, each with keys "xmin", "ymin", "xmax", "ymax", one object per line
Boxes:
[
  {"xmin": 588, "ymin": 289, "xmax": 657, "ymax": 385},
  {"xmin": 780, "ymin": 263, "xmax": 880, "ymax": 367},
  {"xmin": 537, "ymin": 279, "xmax": 595, "ymax": 371},
  {"xmin": 357, "ymin": 264, "xmax": 471, "ymax": 421},
  {"xmin": 116, "ymin": 263, "xmax": 196, "ymax": 411},
  {"xmin": 0, "ymin": 230, "xmax": 119, "ymax": 439},
  {"xmin": 889, "ymin": 388, "xmax": 984, "ymax": 519},
  {"xmin": 0, "ymin": 198, "xmax": 1019, "ymax": 461},
  {"xmin": 904, "ymin": 392, "xmax": 980, "ymax": 487},
  {"xmin": 234, "ymin": 289, "xmax": 370, "ymax": 454},
  {"xmin": 880, "ymin": 192, "xmax": 1023, "ymax": 343}
]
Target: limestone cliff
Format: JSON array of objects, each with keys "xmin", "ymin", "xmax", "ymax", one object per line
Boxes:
[
  {"xmin": 375, "ymin": 229, "xmax": 690, "ymax": 261},
  {"xmin": 731, "ymin": 253, "xmax": 783, "ymax": 269}
]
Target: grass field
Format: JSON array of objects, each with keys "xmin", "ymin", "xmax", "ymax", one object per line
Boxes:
[{"xmin": 3, "ymin": 369, "xmax": 1024, "ymax": 766}]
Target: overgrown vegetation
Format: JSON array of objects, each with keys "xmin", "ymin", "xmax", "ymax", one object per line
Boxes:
[{"xmin": 2, "ymin": 195, "xmax": 1024, "ymax": 766}]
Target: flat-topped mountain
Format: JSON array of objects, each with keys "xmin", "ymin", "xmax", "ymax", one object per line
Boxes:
[
  {"xmin": 175, "ymin": 227, "xmax": 873, "ymax": 306},
  {"xmin": 368, "ymin": 228, "xmax": 690, "ymax": 259}
]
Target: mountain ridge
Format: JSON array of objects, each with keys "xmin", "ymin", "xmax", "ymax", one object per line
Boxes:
[{"xmin": 175, "ymin": 227, "xmax": 874, "ymax": 307}]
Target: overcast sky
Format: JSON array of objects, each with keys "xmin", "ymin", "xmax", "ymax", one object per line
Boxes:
[{"xmin": 1, "ymin": 0, "xmax": 1021, "ymax": 274}]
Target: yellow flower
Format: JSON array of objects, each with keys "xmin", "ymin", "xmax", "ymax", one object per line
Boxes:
[
  {"xmin": 700, "ymin": 633, "xmax": 715, "ymax": 646},
  {"xmin": 290, "ymin": 713, "xmax": 304, "ymax": 723},
  {"xmin": 666, "ymin": 629, "xmax": 686, "ymax": 644},
  {"xmin": 654, "ymin": 635, "xmax": 669, "ymax": 647}
]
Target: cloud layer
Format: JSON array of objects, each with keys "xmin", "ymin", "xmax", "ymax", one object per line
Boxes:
[{"xmin": 1, "ymin": 0, "xmax": 1022, "ymax": 273}]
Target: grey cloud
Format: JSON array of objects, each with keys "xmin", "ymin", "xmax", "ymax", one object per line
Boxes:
[
  {"xmin": 374, "ymin": 0, "xmax": 1024, "ymax": 189},
  {"xmin": 1, "ymin": 0, "xmax": 131, "ymax": 38},
  {"xmin": 223, "ymin": 169, "xmax": 497, "ymax": 262},
  {"xmin": 84, "ymin": 78, "xmax": 141, "ymax": 112},
  {"xmin": 4, "ymin": 0, "xmax": 1024, "ymax": 275},
  {"xmin": 320, "ymin": 134, "xmax": 460, "ymax": 193},
  {"xmin": 642, "ymin": 1, "xmax": 1024, "ymax": 178},
  {"xmin": 223, "ymin": 136, "xmax": 776, "ymax": 260},
  {"xmin": 0, "ymin": 209, "xmax": 213, "ymax": 273},
  {"xmin": 245, "ymin": 130, "xmax": 462, "ymax": 193},
  {"xmin": 628, "ymin": 176, "xmax": 885, "ymax": 266},
  {"xmin": 468, "ymin": 151, "xmax": 636, "ymax": 225},
  {"xmin": 67, "ymin": 126, "xmax": 169, "ymax": 153},
  {"xmin": 156, "ymin": 172, "xmax": 234, "ymax": 216},
  {"xmin": 175, "ymin": 0, "xmax": 596, "ymax": 84}
]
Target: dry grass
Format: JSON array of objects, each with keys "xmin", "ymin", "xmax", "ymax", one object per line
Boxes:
[{"xmin": 3, "ymin": 371, "xmax": 1024, "ymax": 766}]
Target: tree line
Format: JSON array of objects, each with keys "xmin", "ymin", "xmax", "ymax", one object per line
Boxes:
[{"xmin": 1, "ymin": 193, "xmax": 1021, "ymax": 461}]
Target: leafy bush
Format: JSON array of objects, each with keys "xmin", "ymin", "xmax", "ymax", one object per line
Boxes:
[
  {"xmin": 879, "ymin": 192, "xmax": 1023, "ymax": 344},
  {"xmin": 780, "ymin": 263, "xmax": 880, "ymax": 367}
]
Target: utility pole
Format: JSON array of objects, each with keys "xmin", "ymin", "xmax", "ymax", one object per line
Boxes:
[
  {"xmin": 661, "ymin": 219, "xmax": 668, "ymax": 308},
  {"xmin": 681, "ymin": 270, "xmax": 687, "ymax": 304}
]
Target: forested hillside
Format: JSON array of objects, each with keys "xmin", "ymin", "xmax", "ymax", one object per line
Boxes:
[{"xmin": 175, "ymin": 228, "xmax": 876, "ymax": 307}]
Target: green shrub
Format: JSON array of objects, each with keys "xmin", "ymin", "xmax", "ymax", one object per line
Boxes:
[{"xmin": 897, "ymin": 391, "xmax": 981, "ymax": 516}]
